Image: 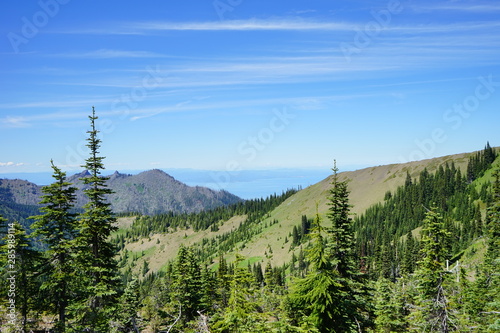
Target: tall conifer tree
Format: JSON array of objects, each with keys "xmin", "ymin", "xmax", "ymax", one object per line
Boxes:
[
  {"xmin": 373, "ymin": 277, "xmax": 408, "ymax": 332},
  {"xmin": 290, "ymin": 163, "xmax": 372, "ymax": 332},
  {"xmin": 30, "ymin": 161, "xmax": 78, "ymax": 332},
  {"xmin": 0, "ymin": 222, "xmax": 41, "ymax": 332},
  {"xmin": 410, "ymin": 207, "xmax": 454, "ymax": 332},
  {"xmin": 172, "ymin": 245, "xmax": 202, "ymax": 324},
  {"xmin": 70, "ymin": 107, "xmax": 120, "ymax": 332},
  {"xmin": 326, "ymin": 161, "xmax": 373, "ymax": 331},
  {"xmin": 289, "ymin": 212, "xmax": 342, "ymax": 332}
]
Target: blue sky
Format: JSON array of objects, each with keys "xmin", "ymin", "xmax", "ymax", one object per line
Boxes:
[{"xmin": 1, "ymin": 0, "xmax": 500, "ymax": 180}]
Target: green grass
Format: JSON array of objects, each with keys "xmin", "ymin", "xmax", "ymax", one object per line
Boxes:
[
  {"xmin": 472, "ymin": 154, "xmax": 500, "ymax": 192},
  {"xmin": 458, "ymin": 238, "xmax": 487, "ymax": 281},
  {"xmin": 130, "ymin": 246, "xmax": 156, "ymax": 260},
  {"xmin": 240, "ymin": 256, "xmax": 264, "ymax": 267}
]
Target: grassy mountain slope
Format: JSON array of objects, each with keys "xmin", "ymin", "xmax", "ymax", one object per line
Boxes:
[
  {"xmin": 118, "ymin": 151, "xmax": 477, "ymax": 273},
  {"xmin": 236, "ymin": 153, "xmax": 472, "ymax": 266}
]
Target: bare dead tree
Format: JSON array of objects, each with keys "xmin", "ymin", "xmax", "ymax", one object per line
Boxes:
[{"xmin": 196, "ymin": 311, "xmax": 211, "ymax": 333}]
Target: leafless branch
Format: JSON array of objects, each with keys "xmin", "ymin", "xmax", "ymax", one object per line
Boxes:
[{"xmin": 164, "ymin": 303, "xmax": 182, "ymax": 333}]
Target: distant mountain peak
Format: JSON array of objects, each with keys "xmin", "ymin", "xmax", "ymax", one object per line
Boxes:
[
  {"xmin": 67, "ymin": 170, "xmax": 90, "ymax": 183},
  {"xmin": 78, "ymin": 170, "xmax": 91, "ymax": 177},
  {"xmin": 109, "ymin": 170, "xmax": 128, "ymax": 180},
  {"xmin": 137, "ymin": 169, "xmax": 179, "ymax": 183},
  {"xmin": 1, "ymin": 168, "xmax": 242, "ymax": 216}
]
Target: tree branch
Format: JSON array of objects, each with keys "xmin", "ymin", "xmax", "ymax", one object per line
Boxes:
[{"xmin": 165, "ymin": 304, "xmax": 182, "ymax": 333}]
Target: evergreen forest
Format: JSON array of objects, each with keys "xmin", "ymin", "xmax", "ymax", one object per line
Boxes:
[{"xmin": 1, "ymin": 110, "xmax": 499, "ymax": 332}]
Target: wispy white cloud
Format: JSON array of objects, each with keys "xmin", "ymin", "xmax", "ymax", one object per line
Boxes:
[
  {"xmin": 388, "ymin": 21, "xmax": 500, "ymax": 34},
  {"xmin": 1, "ymin": 116, "xmax": 31, "ymax": 128},
  {"xmin": 0, "ymin": 161, "xmax": 25, "ymax": 167},
  {"xmin": 131, "ymin": 18, "xmax": 357, "ymax": 31},
  {"xmin": 50, "ymin": 16, "xmax": 500, "ymax": 36},
  {"xmin": 1, "ymin": 92, "xmax": 379, "ymax": 125},
  {"xmin": 0, "ymin": 110, "xmax": 91, "ymax": 128},
  {"xmin": 135, "ymin": 18, "xmax": 496, "ymax": 34},
  {"xmin": 412, "ymin": 4, "xmax": 500, "ymax": 13},
  {"xmin": 288, "ymin": 9, "xmax": 318, "ymax": 15},
  {"xmin": 51, "ymin": 18, "xmax": 357, "ymax": 35},
  {"xmin": 128, "ymin": 93, "xmax": 384, "ymax": 121},
  {"xmin": 52, "ymin": 49, "xmax": 167, "ymax": 59}
]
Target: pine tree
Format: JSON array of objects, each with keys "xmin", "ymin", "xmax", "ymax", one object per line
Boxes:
[
  {"xmin": 327, "ymin": 162, "xmax": 355, "ymax": 278},
  {"xmin": 0, "ymin": 221, "xmax": 42, "ymax": 332},
  {"xmin": 289, "ymin": 212, "xmax": 343, "ymax": 332},
  {"xmin": 409, "ymin": 207, "xmax": 455, "ymax": 332},
  {"xmin": 115, "ymin": 277, "xmax": 141, "ymax": 332},
  {"xmin": 373, "ymin": 277, "xmax": 408, "ymax": 332},
  {"xmin": 199, "ymin": 264, "xmax": 217, "ymax": 313},
  {"xmin": 478, "ymin": 167, "xmax": 500, "ymax": 330},
  {"xmin": 172, "ymin": 245, "xmax": 202, "ymax": 324},
  {"xmin": 485, "ymin": 168, "xmax": 500, "ymax": 266},
  {"xmin": 70, "ymin": 107, "xmax": 121, "ymax": 332},
  {"xmin": 212, "ymin": 254, "xmax": 266, "ymax": 332},
  {"xmin": 292, "ymin": 225, "xmax": 300, "ymax": 246},
  {"xmin": 401, "ymin": 231, "xmax": 416, "ymax": 276},
  {"xmin": 216, "ymin": 255, "xmax": 231, "ymax": 309},
  {"xmin": 0, "ymin": 215, "xmax": 7, "ymax": 239},
  {"xmin": 30, "ymin": 161, "xmax": 78, "ymax": 332},
  {"xmin": 325, "ymin": 162, "xmax": 373, "ymax": 331}
]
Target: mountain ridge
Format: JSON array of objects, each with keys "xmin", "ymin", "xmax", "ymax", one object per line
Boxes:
[{"xmin": 0, "ymin": 169, "xmax": 242, "ymax": 216}]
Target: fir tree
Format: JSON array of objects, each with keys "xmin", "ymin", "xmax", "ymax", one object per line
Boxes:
[
  {"xmin": 30, "ymin": 161, "xmax": 78, "ymax": 332},
  {"xmin": 401, "ymin": 231, "xmax": 416, "ymax": 276},
  {"xmin": 478, "ymin": 167, "xmax": 500, "ymax": 330},
  {"xmin": 70, "ymin": 107, "xmax": 121, "ymax": 332},
  {"xmin": 289, "ymin": 212, "xmax": 343, "ymax": 332},
  {"xmin": 410, "ymin": 207, "xmax": 455, "ymax": 332},
  {"xmin": 212, "ymin": 254, "xmax": 266, "ymax": 332},
  {"xmin": 0, "ymin": 221, "xmax": 41, "ymax": 332},
  {"xmin": 199, "ymin": 264, "xmax": 217, "ymax": 313},
  {"xmin": 373, "ymin": 277, "xmax": 408, "ymax": 332},
  {"xmin": 326, "ymin": 162, "xmax": 373, "ymax": 331},
  {"xmin": 115, "ymin": 277, "xmax": 141, "ymax": 332},
  {"xmin": 216, "ymin": 255, "xmax": 231, "ymax": 309},
  {"xmin": 0, "ymin": 215, "xmax": 7, "ymax": 240},
  {"xmin": 172, "ymin": 245, "xmax": 202, "ymax": 324}
]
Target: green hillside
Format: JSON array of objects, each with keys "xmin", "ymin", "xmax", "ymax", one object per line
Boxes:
[{"xmin": 115, "ymin": 150, "xmax": 476, "ymax": 272}]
